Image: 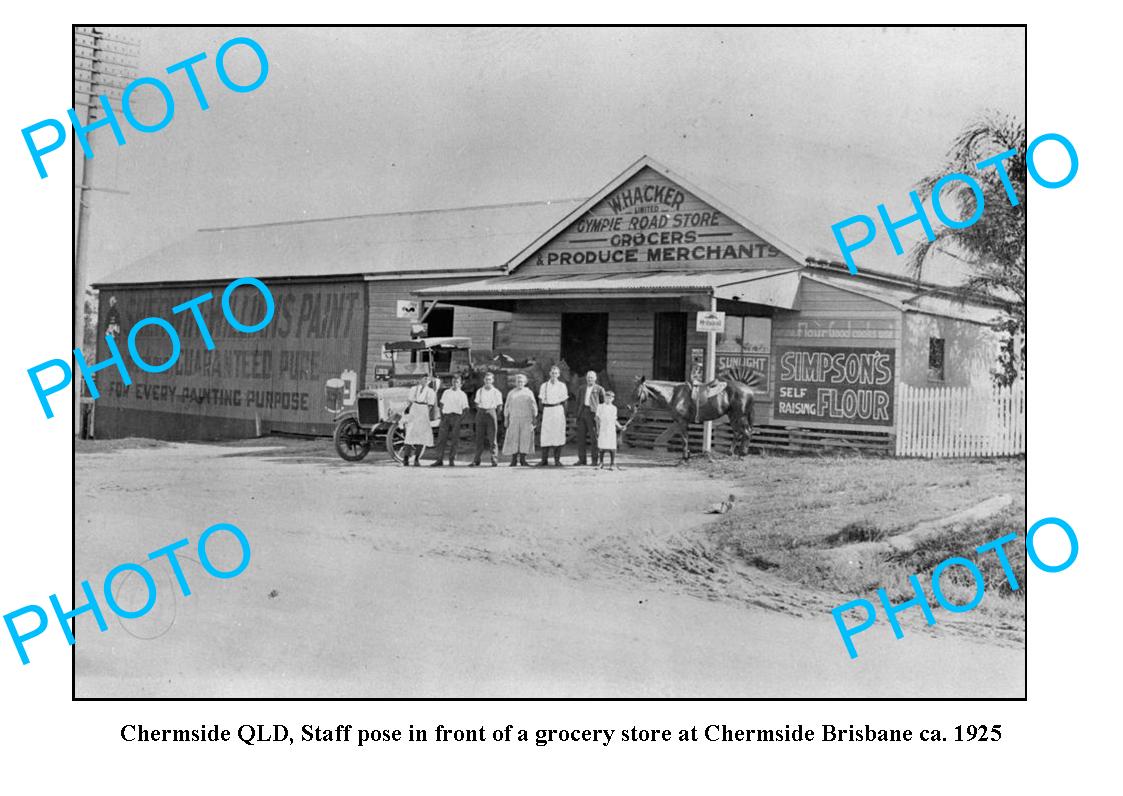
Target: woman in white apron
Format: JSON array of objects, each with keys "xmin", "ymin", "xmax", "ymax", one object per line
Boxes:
[
  {"xmin": 537, "ymin": 365, "xmax": 569, "ymax": 466},
  {"xmin": 401, "ymin": 377, "xmax": 437, "ymax": 466},
  {"xmin": 502, "ymin": 373, "xmax": 537, "ymax": 466}
]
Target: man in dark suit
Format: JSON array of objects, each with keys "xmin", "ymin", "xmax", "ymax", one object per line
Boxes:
[{"xmin": 573, "ymin": 370, "xmax": 606, "ymax": 465}]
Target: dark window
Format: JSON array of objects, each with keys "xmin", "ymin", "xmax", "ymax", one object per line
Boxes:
[
  {"xmin": 928, "ymin": 337, "xmax": 945, "ymax": 382},
  {"xmin": 652, "ymin": 312, "xmax": 687, "ymax": 381},
  {"xmin": 561, "ymin": 313, "xmax": 608, "ymax": 376},
  {"xmin": 424, "ymin": 306, "xmax": 454, "ymax": 337},
  {"xmin": 492, "ymin": 320, "xmax": 512, "ymax": 351}
]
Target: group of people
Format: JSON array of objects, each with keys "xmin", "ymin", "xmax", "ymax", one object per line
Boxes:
[{"xmin": 399, "ymin": 367, "xmax": 624, "ymax": 469}]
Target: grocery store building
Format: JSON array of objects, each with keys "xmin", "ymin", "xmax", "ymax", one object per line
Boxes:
[{"xmin": 92, "ymin": 156, "xmax": 1007, "ymax": 450}]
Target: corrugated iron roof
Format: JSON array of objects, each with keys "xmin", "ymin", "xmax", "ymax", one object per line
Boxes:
[
  {"xmin": 803, "ymin": 272, "xmax": 1004, "ymax": 324},
  {"xmin": 905, "ymin": 293, "xmax": 1006, "ymax": 324},
  {"xmin": 421, "ymin": 268, "xmax": 1001, "ymax": 324},
  {"xmin": 416, "ymin": 268, "xmax": 804, "ymax": 308},
  {"xmin": 94, "ymin": 198, "xmax": 585, "ymax": 286},
  {"xmin": 680, "ymin": 165, "xmax": 976, "ymax": 287},
  {"xmin": 94, "ymin": 154, "xmax": 1005, "ymax": 312}
]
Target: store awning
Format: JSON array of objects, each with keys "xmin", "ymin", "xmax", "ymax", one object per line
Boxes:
[{"xmin": 416, "ymin": 268, "xmax": 804, "ymax": 308}]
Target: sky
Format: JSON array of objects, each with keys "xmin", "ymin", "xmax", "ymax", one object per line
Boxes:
[{"xmin": 80, "ymin": 26, "xmax": 1025, "ymax": 284}]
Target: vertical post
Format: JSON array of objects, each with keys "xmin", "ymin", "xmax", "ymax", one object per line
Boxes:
[
  {"xmin": 702, "ymin": 294, "xmax": 716, "ymax": 453},
  {"xmin": 74, "ymin": 151, "xmax": 97, "ymax": 437},
  {"xmin": 73, "ymin": 31, "xmax": 103, "ymax": 437},
  {"xmin": 72, "ymin": 28, "xmax": 138, "ymax": 437}
]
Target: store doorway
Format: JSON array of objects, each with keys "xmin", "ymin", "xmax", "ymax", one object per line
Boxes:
[
  {"xmin": 652, "ymin": 312, "xmax": 687, "ymax": 380},
  {"xmin": 561, "ymin": 313, "xmax": 608, "ymax": 376}
]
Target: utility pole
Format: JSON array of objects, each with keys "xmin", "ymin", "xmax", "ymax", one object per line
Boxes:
[{"xmin": 73, "ymin": 26, "xmax": 138, "ymax": 435}]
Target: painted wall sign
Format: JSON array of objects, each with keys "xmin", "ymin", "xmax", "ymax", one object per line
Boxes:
[
  {"xmin": 774, "ymin": 346, "xmax": 895, "ymax": 426},
  {"xmin": 717, "ymin": 353, "xmax": 769, "ymax": 390},
  {"xmin": 95, "ymin": 282, "xmax": 364, "ymax": 434},
  {"xmin": 522, "ymin": 168, "xmax": 797, "ymax": 275},
  {"xmin": 793, "ymin": 319, "xmax": 896, "ymax": 341}
]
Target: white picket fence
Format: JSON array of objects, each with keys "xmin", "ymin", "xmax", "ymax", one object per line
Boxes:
[{"xmin": 895, "ymin": 382, "xmax": 1025, "ymax": 458}]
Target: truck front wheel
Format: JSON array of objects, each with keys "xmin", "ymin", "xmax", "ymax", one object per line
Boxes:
[{"xmin": 333, "ymin": 417, "xmax": 371, "ymax": 462}]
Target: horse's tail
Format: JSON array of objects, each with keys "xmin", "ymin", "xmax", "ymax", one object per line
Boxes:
[{"xmin": 719, "ymin": 365, "xmax": 764, "ymax": 389}]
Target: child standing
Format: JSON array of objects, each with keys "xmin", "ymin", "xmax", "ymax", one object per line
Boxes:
[{"xmin": 595, "ymin": 391, "xmax": 624, "ymax": 470}]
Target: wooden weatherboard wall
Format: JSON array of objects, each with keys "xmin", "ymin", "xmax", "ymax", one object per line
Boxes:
[
  {"xmin": 901, "ymin": 311, "xmax": 1001, "ymax": 391},
  {"xmin": 500, "ymin": 300, "xmax": 695, "ymax": 393},
  {"xmin": 607, "ymin": 311, "xmax": 655, "ymax": 388},
  {"xmin": 514, "ymin": 167, "xmax": 802, "ymax": 276},
  {"xmin": 364, "ymin": 278, "xmax": 510, "ymax": 387},
  {"xmin": 769, "ymin": 278, "xmax": 902, "ymax": 432},
  {"xmin": 94, "ymin": 279, "xmax": 368, "ymax": 439}
]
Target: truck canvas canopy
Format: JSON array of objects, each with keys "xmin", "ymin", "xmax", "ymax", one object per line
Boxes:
[{"xmin": 384, "ymin": 337, "xmax": 473, "ymax": 351}]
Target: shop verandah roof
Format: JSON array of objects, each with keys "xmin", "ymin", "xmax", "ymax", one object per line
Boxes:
[
  {"xmin": 416, "ymin": 266, "xmax": 1005, "ymax": 324},
  {"xmin": 415, "ymin": 268, "xmax": 805, "ymax": 307}
]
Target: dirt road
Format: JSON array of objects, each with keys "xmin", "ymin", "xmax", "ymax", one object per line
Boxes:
[{"xmin": 74, "ymin": 440, "xmax": 1024, "ymax": 698}]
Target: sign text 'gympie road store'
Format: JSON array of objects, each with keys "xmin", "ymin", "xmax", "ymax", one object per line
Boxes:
[{"xmin": 535, "ymin": 178, "xmax": 785, "ymax": 268}]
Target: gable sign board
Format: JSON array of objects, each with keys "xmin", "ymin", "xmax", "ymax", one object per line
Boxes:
[{"xmin": 521, "ymin": 168, "xmax": 794, "ymax": 275}]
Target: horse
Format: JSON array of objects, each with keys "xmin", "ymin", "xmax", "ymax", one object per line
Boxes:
[{"xmin": 630, "ymin": 366, "xmax": 763, "ymax": 461}]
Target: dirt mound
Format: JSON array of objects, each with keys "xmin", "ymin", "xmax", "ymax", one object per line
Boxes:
[{"xmin": 76, "ymin": 437, "xmax": 170, "ymax": 454}]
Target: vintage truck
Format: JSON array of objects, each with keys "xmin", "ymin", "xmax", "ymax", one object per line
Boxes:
[
  {"xmin": 327, "ymin": 336, "xmax": 473, "ymax": 463},
  {"xmin": 326, "ymin": 337, "xmax": 576, "ymax": 462}
]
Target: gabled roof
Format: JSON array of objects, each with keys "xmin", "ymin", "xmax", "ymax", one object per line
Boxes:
[
  {"xmin": 94, "ymin": 198, "xmax": 585, "ymax": 287},
  {"xmin": 502, "ymin": 155, "xmax": 807, "ymax": 273},
  {"xmin": 665, "ymin": 160, "xmax": 976, "ymax": 287},
  {"xmin": 95, "ymin": 155, "xmax": 996, "ymax": 299}
]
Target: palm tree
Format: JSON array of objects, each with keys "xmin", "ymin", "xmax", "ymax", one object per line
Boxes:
[{"xmin": 908, "ymin": 115, "xmax": 1026, "ymax": 385}]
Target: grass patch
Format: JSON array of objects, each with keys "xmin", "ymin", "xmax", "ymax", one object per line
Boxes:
[
  {"xmin": 886, "ymin": 504, "xmax": 1027, "ymax": 600},
  {"xmin": 701, "ymin": 455, "xmax": 1025, "ymax": 629},
  {"xmin": 822, "ymin": 521, "xmax": 889, "ymax": 546}
]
